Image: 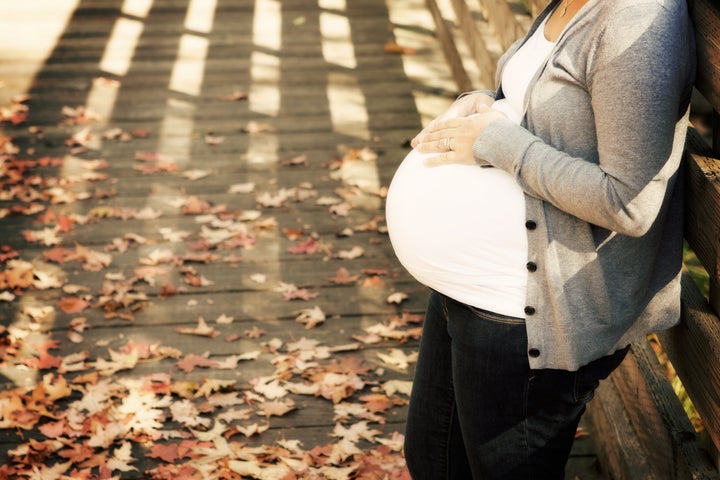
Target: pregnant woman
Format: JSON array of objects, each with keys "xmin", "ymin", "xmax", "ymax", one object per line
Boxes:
[{"xmin": 385, "ymin": 0, "xmax": 695, "ymax": 477}]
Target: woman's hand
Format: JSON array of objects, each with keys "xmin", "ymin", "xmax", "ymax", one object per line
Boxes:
[
  {"xmin": 411, "ymin": 92, "xmax": 494, "ymax": 146},
  {"xmin": 413, "ymin": 105, "xmax": 508, "ymax": 167}
]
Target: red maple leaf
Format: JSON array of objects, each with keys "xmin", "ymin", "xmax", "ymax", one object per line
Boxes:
[
  {"xmin": 38, "ymin": 419, "xmax": 66, "ymax": 438},
  {"xmin": 288, "ymin": 238, "xmax": 323, "ymax": 255},
  {"xmin": 282, "ymin": 287, "xmax": 319, "ymax": 301},
  {"xmin": 327, "ymin": 267, "xmax": 360, "ymax": 285},
  {"xmin": 147, "ymin": 443, "xmax": 179, "ymax": 463},
  {"xmin": 0, "ymin": 246, "xmax": 19, "ymax": 262},
  {"xmin": 24, "ymin": 352, "xmax": 63, "ymax": 370},
  {"xmin": 43, "ymin": 246, "xmax": 74, "ymax": 263},
  {"xmin": 181, "ymin": 196, "xmax": 212, "ymax": 215},
  {"xmin": 59, "ymin": 296, "xmax": 90, "ymax": 314},
  {"xmin": 58, "ymin": 442, "xmax": 95, "ymax": 464},
  {"xmin": 177, "ymin": 354, "xmax": 218, "ymax": 373},
  {"xmin": 57, "ymin": 215, "xmax": 73, "ymax": 233}
]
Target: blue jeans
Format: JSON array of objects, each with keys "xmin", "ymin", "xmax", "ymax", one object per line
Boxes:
[{"xmin": 404, "ymin": 291, "xmax": 628, "ymax": 479}]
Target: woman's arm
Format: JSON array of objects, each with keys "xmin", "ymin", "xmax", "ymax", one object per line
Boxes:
[
  {"xmin": 478, "ymin": 2, "xmax": 693, "ymax": 236},
  {"xmin": 425, "ymin": 1, "xmax": 694, "ymax": 237}
]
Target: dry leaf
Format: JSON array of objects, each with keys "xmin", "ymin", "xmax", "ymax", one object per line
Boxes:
[
  {"xmin": 295, "ymin": 306, "xmax": 326, "ymax": 329},
  {"xmin": 176, "ymin": 317, "xmax": 220, "ymax": 338},
  {"xmin": 386, "ymin": 292, "xmax": 408, "ymax": 304}
]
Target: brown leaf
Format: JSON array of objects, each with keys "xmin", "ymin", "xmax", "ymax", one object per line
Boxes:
[
  {"xmin": 59, "ymin": 296, "xmax": 90, "ymax": 314},
  {"xmin": 58, "ymin": 442, "xmax": 95, "ymax": 464},
  {"xmin": 295, "ymin": 306, "xmax": 326, "ymax": 329},
  {"xmin": 233, "ymin": 421, "xmax": 270, "ymax": 437},
  {"xmin": 386, "ymin": 292, "xmax": 408, "ymax": 304},
  {"xmin": 336, "ymin": 246, "xmax": 364, "ymax": 260},
  {"xmin": 147, "ymin": 443, "xmax": 180, "ymax": 463},
  {"xmin": 328, "ymin": 267, "xmax": 360, "ymax": 285},
  {"xmin": 181, "ymin": 196, "xmax": 212, "ymax": 215},
  {"xmin": 242, "ymin": 120, "xmax": 275, "ymax": 133},
  {"xmin": 283, "ymin": 287, "xmax": 319, "ymax": 301},
  {"xmin": 37, "ymin": 419, "xmax": 66, "ymax": 439},
  {"xmin": 281, "ymin": 154, "xmax": 308, "ymax": 166},
  {"xmin": 0, "ymin": 259, "xmax": 34, "ymax": 289},
  {"xmin": 257, "ymin": 399, "xmax": 297, "ymax": 418},
  {"xmin": 177, "ymin": 354, "xmax": 218, "ymax": 373},
  {"xmin": 107, "ymin": 442, "xmax": 138, "ymax": 472},
  {"xmin": 216, "ymin": 90, "xmax": 249, "ymax": 101},
  {"xmin": 176, "ymin": 317, "xmax": 220, "ymax": 338}
]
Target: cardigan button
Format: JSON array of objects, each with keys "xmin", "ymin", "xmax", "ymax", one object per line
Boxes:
[
  {"xmin": 526, "ymin": 262, "xmax": 537, "ymax": 272},
  {"xmin": 525, "ymin": 220, "xmax": 537, "ymax": 230},
  {"xmin": 528, "ymin": 348, "xmax": 541, "ymax": 358},
  {"xmin": 524, "ymin": 306, "xmax": 536, "ymax": 315}
]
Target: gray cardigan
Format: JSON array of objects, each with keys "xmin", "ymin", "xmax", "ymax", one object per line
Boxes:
[{"xmin": 472, "ymin": 0, "xmax": 696, "ymax": 370}]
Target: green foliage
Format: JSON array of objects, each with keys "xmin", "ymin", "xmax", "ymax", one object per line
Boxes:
[
  {"xmin": 683, "ymin": 242, "xmax": 709, "ymax": 298},
  {"xmin": 671, "ymin": 374, "xmax": 708, "ymax": 447}
]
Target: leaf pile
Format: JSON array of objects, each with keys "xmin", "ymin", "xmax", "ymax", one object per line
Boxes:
[{"xmin": 0, "ymin": 91, "xmax": 418, "ymax": 479}]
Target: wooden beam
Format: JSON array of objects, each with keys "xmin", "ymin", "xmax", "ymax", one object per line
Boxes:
[
  {"xmin": 657, "ymin": 274, "xmax": 720, "ymax": 469},
  {"xmin": 448, "ymin": 0, "xmax": 497, "ymax": 88},
  {"xmin": 585, "ymin": 378, "xmax": 656, "ymax": 479},
  {"xmin": 424, "ymin": 0, "xmax": 474, "ymax": 92},
  {"xmin": 475, "ymin": 0, "xmax": 525, "ymax": 51},
  {"xmin": 684, "ymin": 128, "xmax": 720, "ymax": 313},
  {"xmin": 616, "ymin": 339, "xmax": 718, "ymax": 478},
  {"xmin": 587, "ymin": 336, "xmax": 719, "ymax": 479},
  {"xmin": 689, "ymin": 0, "xmax": 720, "ymax": 113}
]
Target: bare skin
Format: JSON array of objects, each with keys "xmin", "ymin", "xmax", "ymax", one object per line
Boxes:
[{"xmin": 412, "ymin": 0, "xmax": 591, "ymax": 167}]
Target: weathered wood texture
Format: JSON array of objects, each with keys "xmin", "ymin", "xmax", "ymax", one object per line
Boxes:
[
  {"xmin": 424, "ymin": 0, "xmax": 475, "ymax": 92},
  {"xmin": 690, "ymin": 0, "xmax": 720, "ymax": 115},
  {"xmin": 427, "ymin": 0, "xmax": 720, "ymax": 478}
]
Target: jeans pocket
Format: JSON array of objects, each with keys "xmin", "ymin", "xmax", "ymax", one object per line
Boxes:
[
  {"xmin": 466, "ymin": 305, "xmax": 525, "ymax": 325},
  {"xmin": 572, "ymin": 346, "xmax": 630, "ymax": 403}
]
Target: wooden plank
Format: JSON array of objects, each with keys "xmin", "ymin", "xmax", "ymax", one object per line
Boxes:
[
  {"xmin": 424, "ymin": 0, "xmax": 474, "ymax": 92},
  {"xmin": 585, "ymin": 378, "xmax": 656, "ymax": 479},
  {"xmin": 684, "ymin": 129, "xmax": 720, "ymax": 314},
  {"xmin": 690, "ymin": 0, "xmax": 720, "ymax": 113},
  {"xmin": 475, "ymin": 0, "xmax": 526, "ymax": 51},
  {"xmin": 610, "ymin": 338, "xmax": 719, "ymax": 478},
  {"xmin": 657, "ymin": 274, "xmax": 720, "ymax": 467},
  {"xmin": 528, "ymin": 0, "xmax": 547, "ymax": 17},
  {"xmin": 0, "ymin": 279, "xmax": 429, "ymax": 330},
  {"xmin": 448, "ymin": 0, "xmax": 497, "ymax": 88}
]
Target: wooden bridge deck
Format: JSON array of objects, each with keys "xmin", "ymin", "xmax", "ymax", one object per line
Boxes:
[{"xmin": 0, "ymin": 0, "xmax": 603, "ymax": 478}]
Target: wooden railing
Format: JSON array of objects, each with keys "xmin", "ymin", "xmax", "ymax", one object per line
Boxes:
[{"xmin": 425, "ymin": 0, "xmax": 720, "ymax": 477}]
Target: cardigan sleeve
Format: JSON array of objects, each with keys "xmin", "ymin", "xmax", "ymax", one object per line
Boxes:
[{"xmin": 472, "ymin": 0, "xmax": 694, "ymax": 237}]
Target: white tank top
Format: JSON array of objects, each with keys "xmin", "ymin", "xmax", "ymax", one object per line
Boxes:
[{"xmin": 385, "ymin": 19, "xmax": 555, "ymax": 317}]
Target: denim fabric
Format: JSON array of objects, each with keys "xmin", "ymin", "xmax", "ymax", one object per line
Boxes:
[{"xmin": 404, "ymin": 291, "xmax": 629, "ymax": 479}]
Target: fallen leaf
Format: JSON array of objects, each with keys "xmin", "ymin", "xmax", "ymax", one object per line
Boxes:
[
  {"xmin": 336, "ymin": 246, "xmax": 364, "ymax": 260},
  {"xmin": 384, "ymin": 41, "xmax": 417, "ymax": 55},
  {"xmin": 327, "ymin": 267, "xmax": 360, "ymax": 285},
  {"xmin": 217, "ymin": 90, "xmax": 248, "ymax": 101},
  {"xmin": 377, "ymin": 349, "xmax": 418, "ymax": 370},
  {"xmin": 228, "ymin": 182, "xmax": 255, "ymax": 194},
  {"xmin": 242, "ymin": 120, "xmax": 275, "ymax": 133},
  {"xmin": 257, "ymin": 399, "xmax": 297, "ymax": 418},
  {"xmin": 177, "ymin": 353, "xmax": 218, "ymax": 373},
  {"xmin": 176, "ymin": 317, "xmax": 220, "ymax": 338},
  {"xmin": 295, "ymin": 306, "xmax": 326, "ymax": 329},
  {"xmin": 59, "ymin": 296, "xmax": 90, "ymax": 314},
  {"xmin": 386, "ymin": 292, "xmax": 408, "ymax": 304}
]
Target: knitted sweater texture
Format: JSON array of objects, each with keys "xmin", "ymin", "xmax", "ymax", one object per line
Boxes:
[{"xmin": 472, "ymin": 0, "xmax": 696, "ymax": 370}]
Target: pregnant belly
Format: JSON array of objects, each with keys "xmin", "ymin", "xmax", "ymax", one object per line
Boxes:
[{"xmin": 385, "ymin": 149, "xmax": 528, "ymax": 300}]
